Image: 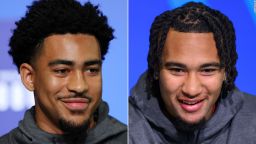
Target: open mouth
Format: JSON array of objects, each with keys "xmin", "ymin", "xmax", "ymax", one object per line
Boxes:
[
  {"xmin": 180, "ymin": 100, "xmax": 203, "ymax": 105},
  {"xmin": 179, "ymin": 99, "xmax": 204, "ymax": 112}
]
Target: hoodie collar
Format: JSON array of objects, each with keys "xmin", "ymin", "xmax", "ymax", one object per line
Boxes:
[{"xmin": 18, "ymin": 101, "xmax": 113, "ymax": 144}]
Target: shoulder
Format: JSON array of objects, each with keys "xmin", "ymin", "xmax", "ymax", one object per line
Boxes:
[
  {"xmin": 234, "ymin": 91, "xmax": 256, "ymax": 124},
  {"xmin": 239, "ymin": 91, "xmax": 256, "ymax": 113},
  {"xmin": 129, "ymin": 98, "xmax": 158, "ymax": 144},
  {"xmin": 129, "ymin": 97, "xmax": 147, "ymax": 127},
  {"xmin": 0, "ymin": 128, "xmax": 21, "ymax": 144},
  {"xmin": 242, "ymin": 92, "xmax": 256, "ymax": 104},
  {"xmin": 96, "ymin": 115, "xmax": 127, "ymax": 143},
  {"xmin": 231, "ymin": 91, "xmax": 256, "ymax": 132},
  {"xmin": 0, "ymin": 133, "xmax": 10, "ymax": 143},
  {"xmin": 105, "ymin": 115, "xmax": 127, "ymax": 134},
  {"xmin": 227, "ymin": 92, "xmax": 256, "ymax": 143}
]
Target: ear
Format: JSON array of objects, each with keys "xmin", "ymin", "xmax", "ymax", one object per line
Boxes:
[{"xmin": 20, "ymin": 63, "xmax": 35, "ymax": 91}]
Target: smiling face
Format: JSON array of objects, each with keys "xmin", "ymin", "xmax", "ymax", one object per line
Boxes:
[
  {"xmin": 159, "ymin": 30, "xmax": 225, "ymax": 124},
  {"xmin": 20, "ymin": 34, "xmax": 102, "ymax": 134}
]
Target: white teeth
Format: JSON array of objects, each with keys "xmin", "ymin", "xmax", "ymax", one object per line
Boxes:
[{"xmin": 182, "ymin": 100, "xmax": 198, "ymax": 105}]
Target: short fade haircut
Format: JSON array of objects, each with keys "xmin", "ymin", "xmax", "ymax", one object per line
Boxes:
[
  {"xmin": 147, "ymin": 2, "xmax": 237, "ymax": 97},
  {"xmin": 9, "ymin": 0, "xmax": 114, "ymax": 72}
]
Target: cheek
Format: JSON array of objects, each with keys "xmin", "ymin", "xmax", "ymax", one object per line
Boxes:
[
  {"xmin": 159, "ymin": 70, "xmax": 184, "ymax": 109},
  {"xmin": 87, "ymin": 76, "xmax": 102, "ymax": 112},
  {"xmin": 34, "ymin": 73, "xmax": 66, "ymax": 97},
  {"xmin": 201, "ymin": 75, "xmax": 224, "ymax": 103},
  {"xmin": 159, "ymin": 71, "xmax": 183, "ymax": 117},
  {"xmin": 88, "ymin": 76, "xmax": 102, "ymax": 97},
  {"xmin": 202, "ymin": 76, "xmax": 224, "ymax": 93},
  {"xmin": 47, "ymin": 78, "xmax": 64, "ymax": 88},
  {"xmin": 159, "ymin": 70, "xmax": 182, "ymax": 97}
]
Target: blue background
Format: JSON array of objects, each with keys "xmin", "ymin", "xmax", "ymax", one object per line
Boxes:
[
  {"xmin": 0, "ymin": 0, "xmax": 127, "ymax": 136},
  {"xmin": 129, "ymin": 0, "xmax": 256, "ymax": 96}
]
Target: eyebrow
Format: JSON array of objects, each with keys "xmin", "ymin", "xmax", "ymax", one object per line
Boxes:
[
  {"xmin": 164, "ymin": 62, "xmax": 186, "ymax": 68},
  {"xmin": 48, "ymin": 60, "xmax": 74, "ymax": 66},
  {"xmin": 48, "ymin": 59, "xmax": 102, "ymax": 67},
  {"xmin": 200, "ymin": 62, "xmax": 223, "ymax": 68},
  {"xmin": 84, "ymin": 60, "xmax": 102, "ymax": 66},
  {"xmin": 164, "ymin": 62, "xmax": 223, "ymax": 69}
]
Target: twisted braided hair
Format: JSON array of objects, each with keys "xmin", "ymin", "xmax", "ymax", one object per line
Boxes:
[
  {"xmin": 9, "ymin": 0, "xmax": 114, "ymax": 72},
  {"xmin": 147, "ymin": 2, "xmax": 237, "ymax": 97}
]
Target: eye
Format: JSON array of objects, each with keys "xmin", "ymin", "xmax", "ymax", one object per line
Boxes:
[
  {"xmin": 85, "ymin": 67, "xmax": 100, "ymax": 76},
  {"xmin": 53, "ymin": 69, "xmax": 70, "ymax": 76},
  {"xmin": 168, "ymin": 68, "xmax": 186, "ymax": 76},
  {"xmin": 200, "ymin": 68, "xmax": 218, "ymax": 76}
]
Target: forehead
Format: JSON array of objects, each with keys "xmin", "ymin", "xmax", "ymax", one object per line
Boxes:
[
  {"xmin": 36, "ymin": 33, "xmax": 101, "ymax": 62},
  {"xmin": 162, "ymin": 30, "xmax": 219, "ymax": 64}
]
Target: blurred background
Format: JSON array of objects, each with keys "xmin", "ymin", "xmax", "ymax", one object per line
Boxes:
[
  {"xmin": 0, "ymin": 0, "xmax": 127, "ymax": 136},
  {"xmin": 129, "ymin": 0, "xmax": 256, "ymax": 96}
]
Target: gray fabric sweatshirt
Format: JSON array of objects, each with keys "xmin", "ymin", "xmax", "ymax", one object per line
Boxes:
[
  {"xmin": 0, "ymin": 101, "xmax": 127, "ymax": 144},
  {"xmin": 129, "ymin": 72, "xmax": 256, "ymax": 144}
]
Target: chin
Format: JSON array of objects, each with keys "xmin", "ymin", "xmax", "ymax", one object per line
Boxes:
[
  {"xmin": 182, "ymin": 114, "xmax": 206, "ymax": 124},
  {"xmin": 174, "ymin": 115, "xmax": 207, "ymax": 132},
  {"xmin": 59, "ymin": 117, "xmax": 89, "ymax": 134},
  {"xmin": 182, "ymin": 115, "xmax": 200, "ymax": 123}
]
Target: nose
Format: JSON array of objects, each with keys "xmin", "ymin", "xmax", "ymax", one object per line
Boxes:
[
  {"xmin": 67, "ymin": 71, "xmax": 88, "ymax": 93},
  {"xmin": 181, "ymin": 73, "xmax": 202, "ymax": 98}
]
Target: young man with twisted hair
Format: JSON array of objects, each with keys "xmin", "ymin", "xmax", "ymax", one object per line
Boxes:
[
  {"xmin": 0, "ymin": 0, "xmax": 127, "ymax": 143},
  {"xmin": 129, "ymin": 2, "xmax": 256, "ymax": 144}
]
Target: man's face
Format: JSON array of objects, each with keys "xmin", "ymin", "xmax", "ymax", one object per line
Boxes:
[
  {"xmin": 159, "ymin": 30, "xmax": 225, "ymax": 125},
  {"xmin": 27, "ymin": 34, "xmax": 102, "ymax": 134}
]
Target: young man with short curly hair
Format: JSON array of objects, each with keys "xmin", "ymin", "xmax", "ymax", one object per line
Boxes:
[{"xmin": 0, "ymin": 0, "xmax": 127, "ymax": 143}]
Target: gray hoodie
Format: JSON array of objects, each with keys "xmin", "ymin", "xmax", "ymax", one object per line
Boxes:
[
  {"xmin": 129, "ymin": 73, "xmax": 256, "ymax": 144},
  {"xmin": 0, "ymin": 101, "xmax": 127, "ymax": 144}
]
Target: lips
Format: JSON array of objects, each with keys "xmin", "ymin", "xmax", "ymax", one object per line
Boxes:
[
  {"xmin": 179, "ymin": 99, "xmax": 204, "ymax": 112},
  {"xmin": 61, "ymin": 98, "xmax": 90, "ymax": 111}
]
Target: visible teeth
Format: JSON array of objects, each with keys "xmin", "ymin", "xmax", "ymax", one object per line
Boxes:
[{"xmin": 182, "ymin": 101, "xmax": 198, "ymax": 105}]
